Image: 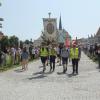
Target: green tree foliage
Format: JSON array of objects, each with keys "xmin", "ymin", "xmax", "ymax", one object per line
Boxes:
[
  {"xmin": 0, "ymin": 35, "xmax": 19, "ymax": 52},
  {"xmin": 19, "ymin": 40, "xmax": 23, "ymax": 49},
  {"xmin": 9, "ymin": 35, "xmax": 19, "ymax": 47},
  {"xmin": 24, "ymin": 40, "xmax": 30, "ymax": 44},
  {"xmin": 0, "ymin": 36, "xmax": 9, "ymax": 51}
]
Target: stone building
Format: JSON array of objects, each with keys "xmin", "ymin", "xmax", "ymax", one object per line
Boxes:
[
  {"xmin": 78, "ymin": 27, "xmax": 100, "ymax": 47},
  {"xmin": 94, "ymin": 27, "xmax": 100, "ymax": 44},
  {"xmin": 58, "ymin": 15, "xmax": 71, "ymax": 46}
]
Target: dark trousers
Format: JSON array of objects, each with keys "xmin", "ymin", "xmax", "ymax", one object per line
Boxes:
[
  {"xmin": 41, "ymin": 56, "xmax": 48, "ymax": 72},
  {"xmin": 62, "ymin": 57, "xmax": 68, "ymax": 65},
  {"xmin": 98, "ymin": 57, "xmax": 100, "ymax": 69},
  {"xmin": 98, "ymin": 54, "xmax": 100, "ymax": 69},
  {"xmin": 72, "ymin": 59, "xmax": 79, "ymax": 74},
  {"xmin": 41, "ymin": 56, "xmax": 47, "ymax": 68},
  {"xmin": 32, "ymin": 54, "xmax": 35, "ymax": 59},
  {"xmin": 41, "ymin": 57, "xmax": 47, "ymax": 64},
  {"xmin": 62, "ymin": 57, "xmax": 68, "ymax": 71},
  {"xmin": 99, "ymin": 60, "xmax": 100, "ymax": 69},
  {"xmin": 50, "ymin": 56, "xmax": 56, "ymax": 71}
]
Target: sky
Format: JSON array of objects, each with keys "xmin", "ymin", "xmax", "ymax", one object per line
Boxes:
[{"xmin": 0, "ymin": 0, "xmax": 100, "ymax": 41}]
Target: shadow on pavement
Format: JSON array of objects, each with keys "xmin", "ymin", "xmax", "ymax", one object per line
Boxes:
[
  {"xmin": 33, "ymin": 71, "xmax": 43, "ymax": 75},
  {"xmin": 45, "ymin": 71, "xmax": 54, "ymax": 75},
  {"xmin": 96, "ymin": 66, "xmax": 100, "ymax": 69},
  {"xmin": 57, "ymin": 64, "xmax": 62, "ymax": 67},
  {"xmin": 39, "ymin": 66, "xmax": 43, "ymax": 68},
  {"xmin": 33, "ymin": 70, "xmax": 53, "ymax": 76},
  {"xmin": 28, "ymin": 74, "xmax": 47, "ymax": 80},
  {"xmin": 57, "ymin": 72, "xmax": 64, "ymax": 75},
  {"xmin": 67, "ymin": 73, "xmax": 74, "ymax": 77},
  {"xmin": 67, "ymin": 73, "xmax": 78, "ymax": 77},
  {"xmin": 14, "ymin": 69, "xmax": 24, "ymax": 73}
]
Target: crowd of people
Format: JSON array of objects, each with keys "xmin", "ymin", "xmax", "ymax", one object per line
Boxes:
[
  {"xmin": 39, "ymin": 43, "xmax": 81, "ymax": 75},
  {"xmin": 0, "ymin": 45, "xmax": 40, "ymax": 69},
  {"xmin": 0, "ymin": 42, "xmax": 100, "ymax": 74},
  {"xmin": 83, "ymin": 43, "xmax": 100, "ymax": 69}
]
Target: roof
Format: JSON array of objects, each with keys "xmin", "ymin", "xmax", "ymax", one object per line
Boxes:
[{"xmin": 96, "ymin": 27, "xmax": 100, "ymax": 36}]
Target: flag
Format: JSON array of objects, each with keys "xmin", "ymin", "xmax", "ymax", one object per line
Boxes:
[
  {"xmin": 65, "ymin": 32, "xmax": 70, "ymax": 47},
  {"xmin": 72, "ymin": 40, "xmax": 76, "ymax": 45}
]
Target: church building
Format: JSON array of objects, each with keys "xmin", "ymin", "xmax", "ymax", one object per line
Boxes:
[{"xmin": 33, "ymin": 13, "xmax": 71, "ymax": 46}]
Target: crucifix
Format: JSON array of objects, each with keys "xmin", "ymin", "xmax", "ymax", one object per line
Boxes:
[{"xmin": 48, "ymin": 12, "xmax": 51, "ymax": 18}]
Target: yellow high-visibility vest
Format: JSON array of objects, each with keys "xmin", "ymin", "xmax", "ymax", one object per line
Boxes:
[
  {"xmin": 70, "ymin": 48, "xmax": 79, "ymax": 59},
  {"xmin": 49, "ymin": 49, "xmax": 56, "ymax": 56},
  {"xmin": 40, "ymin": 48, "xmax": 48, "ymax": 57}
]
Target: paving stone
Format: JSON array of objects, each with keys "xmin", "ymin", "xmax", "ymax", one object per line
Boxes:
[{"xmin": 0, "ymin": 52, "xmax": 100, "ymax": 100}]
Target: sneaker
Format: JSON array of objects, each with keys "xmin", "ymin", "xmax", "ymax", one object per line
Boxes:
[
  {"xmin": 76, "ymin": 72, "xmax": 79, "ymax": 75},
  {"xmin": 43, "ymin": 68, "xmax": 46, "ymax": 73},
  {"xmin": 63, "ymin": 69, "xmax": 66, "ymax": 73},
  {"xmin": 50, "ymin": 67, "xmax": 52, "ymax": 72}
]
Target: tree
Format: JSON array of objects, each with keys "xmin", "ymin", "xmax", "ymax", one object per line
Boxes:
[
  {"xmin": 19, "ymin": 40, "xmax": 23, "ymax": 49},
  {"xmin": 24, "ymin": 40, "xmax": 30, "ymax": 44},
  {"xmin": 0, "ymin": 36, "xmax": 9, "ymax": 51},
  {"xmin": 9, "ymin": 35, "xmax": 19, "ymax": 47}
]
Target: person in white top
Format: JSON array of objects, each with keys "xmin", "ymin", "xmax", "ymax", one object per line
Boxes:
[{"xmin": 32, "ymin": 47, "xmax": 35, "ymax": 59}]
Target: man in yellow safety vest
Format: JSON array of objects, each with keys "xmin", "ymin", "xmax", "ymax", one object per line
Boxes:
[
  {"xmin": 49, "ymin": 45, "xmax": 56, "ymax": 72},
  {"xmin": 40, "ymin": 45, "xmax": 48, "ymax": 73},
  {"xmin": 70, "ymin": 44, "xmax": 80, "ymax": 75}
]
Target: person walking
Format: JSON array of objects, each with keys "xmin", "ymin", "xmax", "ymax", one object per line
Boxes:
[
  {"xmin": 70, "ymin": 44, "xmax": 80, "ymax": 75},
  {"xmin": 21, "ymin": 47, "xmax": 29, "ymax": 71},
  {"xmin": 40, "ymin": 45, "xmax": 48, "ymax": 73},
  {"xmin": 58, "ymin": 44, "xmax": 63, "ymax": 66},
  {"xmin": 61, "ymin": 45, "xmax": 69, "ymax": 73},
  {"xmin": 78, "ymin": 44, "xmax": 81, "ymax": 61},
  {"xmin": 46, "ymin": 46, "xmax": 49, "ymax": 66},
  {"xmin": 56, "ymin": 45, "xmax": 60, "ymax": 63},
  {"xmin": 97, "ymin": 45, "xmax": 100, "ymax": 69},
  {"xmin": 49, "ymin": 45, "xmax": 56, "ymax": 72},
  {"xmin": 32, "ymin": 46, "xmax": 35, "ymax": 60},
  {"xmin": 0, "ymin": 50, "xmax": 2, "ymax": 66}
]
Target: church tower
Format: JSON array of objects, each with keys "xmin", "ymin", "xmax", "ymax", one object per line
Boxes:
[{"xmin": 59, "ymin": 15, "xmax": 62, "ymax": 30}]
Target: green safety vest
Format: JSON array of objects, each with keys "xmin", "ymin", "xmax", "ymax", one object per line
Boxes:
[
  {"xmin": 40, "ymin": 48, "xmax": 48, "ymax": 57},
  {"xmin": 49, "ymin": 49, "xmax": 56, "ymax": 56},
  {"xmin": 70, "ymin": 48, "xmax": 79, "ymax": 59}
]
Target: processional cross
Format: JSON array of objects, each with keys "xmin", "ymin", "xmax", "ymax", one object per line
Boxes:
[{"xmin": 48, "ymin": 12, "xmax": 51, "ymax": 18}]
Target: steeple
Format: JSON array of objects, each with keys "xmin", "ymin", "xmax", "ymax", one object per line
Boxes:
[{"xmin": 59, "ymin": 14, "xmax": 62, "ymax": 30}]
